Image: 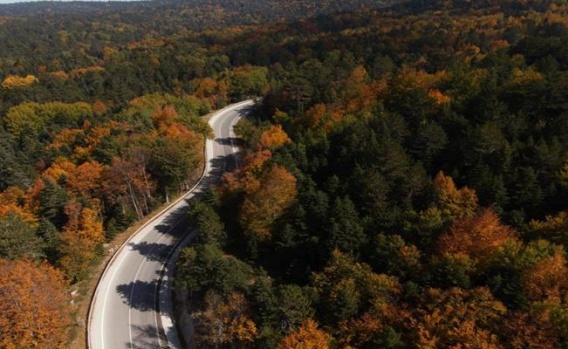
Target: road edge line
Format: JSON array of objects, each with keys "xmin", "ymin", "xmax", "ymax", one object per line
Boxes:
[{"xmin": 86, "ymin": 99, "xmax": 253, "ymax": 349}]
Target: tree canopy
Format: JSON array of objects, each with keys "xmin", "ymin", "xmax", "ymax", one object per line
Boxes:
[{"xmin": 2, "ymin": 0, "xmax": 568, "ymax": 347}]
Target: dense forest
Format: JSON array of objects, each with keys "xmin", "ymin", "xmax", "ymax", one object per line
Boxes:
[
  {"xmin": 1, "ymin": 0, "xmax": 568, "ymax": 347},
  {"xmin": 0, "ymin": 0, "xmax": 401, "ymax": 346},
  {"xmin": 175, "ymin": 1, "xmax": 568, "ymax": 348}
]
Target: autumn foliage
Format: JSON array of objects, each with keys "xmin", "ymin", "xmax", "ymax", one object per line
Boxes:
[
  {"xmin": 276, "ymin": 319, "xmax": 330, "ymax": 349},
  {"xmin": 2, "ymin": 0, "xmax": 568, "ymax": 347},
  {"xmin": 407, "ymin": 287, "xmax": 506, "ymax": 349},
  {"xmin": 259, "ymin": 125, "xmax": 290, "ymax": 149},
  {"xmin": 0, "ymin": 258, "xmax": 70, "ymax": 348},
  {"xmin": 433, "ymin": 171, "xmax": 478, "ymax": 220},
  {"xmin": 239, "ymin": 165, "xmax": 297, "ymax": 240},
  {"xmin": 0, "ymin": 186, "xmax": 38, "ymax": 225},
  {"xmin": 194, "ymin": 292, "xmax": 258, "ymax": 347},
  {"xmin": 521, "ymin": 250, "xmax": 568, "ymax": 302},
  {"xmin": 502, "ymin": 310, "xmax": 560, "ymax": 349},
  {"xmin": 58, "ymin": 201, "xmax": 104, "ymax": 282},
  {"xmin": 438, "ymin": 208, "xmax": 517, "ymax": 262},
  {"xmin": 1, "ymin": 74, "xmax": 38, "ymax": 89}
]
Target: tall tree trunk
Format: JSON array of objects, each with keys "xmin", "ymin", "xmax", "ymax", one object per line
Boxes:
[{"xmin": 125, "ymin": 179, "xmax": 142, "ymax": 220}]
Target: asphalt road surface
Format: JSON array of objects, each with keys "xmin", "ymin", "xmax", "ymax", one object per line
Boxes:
[{"xmin": 88, "ymin": 99, "xmax": 254, "ymax": 349}]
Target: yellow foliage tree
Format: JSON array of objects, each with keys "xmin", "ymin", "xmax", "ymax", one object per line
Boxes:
[
  {"xmin": 43, "ymin": 157, "xmax": 76, "ymax": 184},
  {"xmin": 312, "ymin": 250, "xmax": 401, "ymax": 328},
  {"xmin": 239, "ymin": 165, "xmax": 297, "ymax": 240},
  {"xmin": 1, "ymin": 74, "xmax": 38, "ymax": 89},
  {"xmin": 528, "ymin": 210, "xmax": 568, "ymax": 246},
  {"xmin": 4, "ymin": 101, "xmax": 93, "ymax": 138},
  {"xmin": 433, "ymin": 171, "xmax": 478, "ymax": 221},
  {"xmin": 58, "ymin": 200, "xmax": 104, "ymax": 281},
  {"xmin": 259, "ymin": 125, "xmax": 290, "ymax": 149}
]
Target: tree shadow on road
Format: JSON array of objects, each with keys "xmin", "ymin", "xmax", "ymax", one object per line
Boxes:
[
  {"xmin": 116, "ymin": 280, "xmax": 160, "ymax": 313},
  {"xmin": 127, "ymin": 241, "xmax": 170, "ymax": 262},
  {"xmin": 215, "ymin": 137, "xmax": 241, "ymax": 146},
  {"xmin": 127, "ymin": 324, "xmax": 168, "ymax": 349}
]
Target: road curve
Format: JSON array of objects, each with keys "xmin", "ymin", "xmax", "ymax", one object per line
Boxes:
[{"xmin": 88, "ymin": 100, "xmax": 254, "ymax": 349}]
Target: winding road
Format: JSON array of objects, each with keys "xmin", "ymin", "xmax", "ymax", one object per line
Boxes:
[{"xmin": 88, "ymin": 100, "xmax": 254, "ymax": 349}]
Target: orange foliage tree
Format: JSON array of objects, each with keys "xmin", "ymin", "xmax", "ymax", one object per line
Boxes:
[
  {"xmin": 152, "ymin": 105, "xmax": 179, "ymax": 131},
  {"xmin": 438, "ymin": 208, "xmax": 517, "ymax": 263},
  {"xmin": 0, "ymin": 186, "xmax": 38, "ymax": 225},
  {"xmin": 194, "ymin": 292, "xmax": 257, "ymax": 348},
  {"xmin": 520, "ymin": 250, "xmax": 568, "ymax": 302},
  {"xmin": 221, "ymin": 148, "xmax": 273, "ymax": 202},
  {"xmin": 259, "ymin": 124, "xmax": 290, "ymax": 149},
  {"xmin": 339, "ymin": 65, "xmax": 381, "ymax": 116},
  {"xmin": 58, "ymin": 200, "xmax": 104, "ymax": 281},
  {"xmin": 0, "ymin": 257, "xmax": 70, "ymax": 348},
  {"xmin": 301, "ymin": 103, "xmax": 328, "ymax": 130},
  {"xmin": 239, "ymin": 165, "xmax": 297, "ymax": 241},
  {"xmin": 407, "ymin": 287, "xmax": 506, "ymax": 349},
  {"xmin": 276, "ymin": 319, "xmax": 330, "ymax": 349},
  {"xmin": 42, "ymin": 157, "xmax": 76, "ymax": 184},
  {"xmin": 502, "ymin": 309, "xmax": 560, "ymax": 349},
  {"xmin": 337, "ymin": 312, "xmax": 387, "ymax": 348},
  {"xmin": 66, "ymin": 161, "xmax": 106, "ymax": 203},
  {"xmin": 336, "ymin": 296, "xmax": 406, "ymax": 348}
]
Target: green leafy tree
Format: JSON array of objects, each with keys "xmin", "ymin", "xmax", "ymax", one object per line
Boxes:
[
  {"xmin": 228, "ymin": 65, "xmax": 269, "ymax": 100},
  {"xmin": 150, "ymin": 136, "xmax": 199, "ymax": 197},
  {"xmin": 372, "ymin": 234, "xmax": 421, "ymax": 279},
  {"xmin": 312, "ymin": 250, "xmax": 401, "ymax": 326},
  {"xmin": 176, "ymin": 244, "xmax": 254, "ymax": 299},
  {"xmin": 0, "ymin": 214, "xmax": 43, "ymax": 260},
  {"xmin": 325, "ymin": 196, "xmax": 366, "ymax": 258},
  {"xmin": 188, "ymin": 200, "xmax": 227, "ymax": 246},
  {"xmin": 428, "ymin": 252, "xmax": 475, "ymax": 289},
  {"xmin": 274, "ymin": 284, "xmax": 315, "ymax": 334},
  {"xmin": 38, "ymin": 178, "xmax": 70, "ymax": 230}
]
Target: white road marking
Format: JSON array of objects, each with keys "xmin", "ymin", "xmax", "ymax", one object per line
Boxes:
[{"xmin": 90, "ymin": 100, "xmax": 254, "ymax": 349}]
